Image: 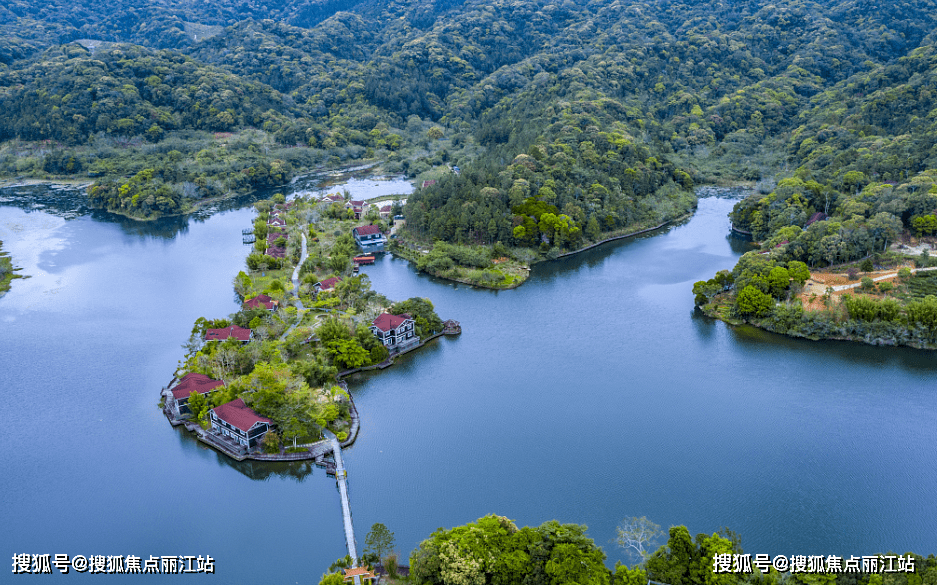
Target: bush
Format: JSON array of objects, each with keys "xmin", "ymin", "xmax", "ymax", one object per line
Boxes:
[
  {"xmin": 736, "ymin": 285, "xmax": 774, "ymax": 317},
  {"xmin": 385, "ymin": 554, "xmax": 398, "ymax": 578},
  {"xmin": 861, "ymin": 258, "xmax": 874, "ymax": 272},
  {"xmin": 262, "ymin": 431, "xmax": 280, "ymax": 454},
  {"xmin": 860, "ymin": 277, "xmax": 875, "ymax": 292},
  {"xmin": 846, "ymin": 267, "xmax": 858, "ymax": 280},
  {"xmin": 370, "ymin": 344, "xmax": 389, "ymax": 364}
]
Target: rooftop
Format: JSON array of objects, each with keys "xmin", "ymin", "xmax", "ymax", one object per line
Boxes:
[
  {"xmin": 171, "ymin": 373, "xmax": 224, "ymax": 400},
  {"xmin": 354, "ymin": 224, "xmax": 381, "ymax": 236},
  {"xmin": 244, "ymin": 294, "xmax": 278, "ymax": 310},
  {"xmin": 372, "ymin": 312, "xmax": 412, "ymax": 332},
  {"xmin": 317, "ymin": 276, "xmax": 342, "ymax": 290},
  {"xmin": 211, "ymin": 398, "xmax": 273, "ymax": 432},
  {"xmin": 205, "ymin": 325, "xmax": 252, "ymax": 342}
]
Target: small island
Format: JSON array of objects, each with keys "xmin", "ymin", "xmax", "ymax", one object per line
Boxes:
[{"xmin": 161, "ymin": 193, "xmax": 459, "ymax": 460}]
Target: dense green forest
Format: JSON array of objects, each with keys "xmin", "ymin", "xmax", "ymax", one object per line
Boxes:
[
  {"xmin": 317, "ymin": 514, "xmax": 937, "ymax": 585},
  {"xmin": 1, "ymin": 0, "xmax": 936, "ymax": 250}
]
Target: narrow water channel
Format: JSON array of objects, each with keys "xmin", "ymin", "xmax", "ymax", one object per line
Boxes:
[{"xmin": 1, "ymin": 186, "xmax": 934, "ymax": 584}]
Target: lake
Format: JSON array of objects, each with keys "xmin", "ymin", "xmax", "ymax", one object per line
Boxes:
[{"xmin": 1, "ymin": 182, "xmax": 935, "ymax": 583}]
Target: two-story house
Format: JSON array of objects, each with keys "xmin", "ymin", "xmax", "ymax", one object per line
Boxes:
[
  {"xmin": 352, "ymin": 225, "xmax": 387, "ymax": 252},
  {"xmin": 370, "ymin": 313, "xmax": 419, "ymax": 350},
  {"xmin": 209, "ymin": 398, "xmax": 273, "ymax": 449}
]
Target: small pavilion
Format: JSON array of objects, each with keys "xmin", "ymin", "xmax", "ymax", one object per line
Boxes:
[{"xmin": 343, "ymin": 567, "xmax": 377, "ymax": 583}]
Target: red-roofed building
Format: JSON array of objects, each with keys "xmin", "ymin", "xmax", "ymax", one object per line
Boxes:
[
  {"xmin": 265, "ymin": 246, "xmax": 287, "ymax": 259},
  {"xmin": 325, "ymin": 194, "xmax": 344, "ymax": 203},
  {"xmin": 314, "ymin": 276, "xmax": 342, "ymax": 293},
  {"xmin": 266, "ymin": 231, "xmax": 288, "ymax": 246},
  {"xmin": 354, "ymin": 224, "xmax": 381, "ymax": 236},
  {"xmin": 422, "ymin": 179, "xmax": 436, "ymax": 189},
  {"xmin": 379, "ymin": 205, "xmax": 392, "ymax": 219},
  {"xmin": 209, "ymin": 398, "xmax": 273, "ymax": 449},
  {"xmin": 370, "ymin": 313, "xmax": 418, "ymax": 350},
  {"xmin": 346, "ymin": 200, "xmax": 366, "ymax": 219},
  {"xmin": 244, "ymin": 293, "xmax": 279, "ymax": 311},
  {"xmin": 170, "ymin": 373, "xmax": 224, "ymax": 416},
  {"xmin": 204, "ymin": 325, "xmax": 253, "ymax": 342},
  {"xmin": 353, "ymin": 224, "xmax": 386, "ymax": 251},
  {"xmin": 267, "ymin": 216, "xmax": 286, "ymax": 228}
]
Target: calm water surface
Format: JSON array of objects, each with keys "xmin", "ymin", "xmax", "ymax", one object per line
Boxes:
[{"xmin": 1, "ymin": 187, "xmax": 935, "ymax": 583}]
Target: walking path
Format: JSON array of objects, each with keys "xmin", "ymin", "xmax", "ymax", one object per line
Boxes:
[
  {"xmin": 278, "ymin": 231, "xmax": 309, "ymax": 341},
  {"xmin": 292, "ymin": 231, "xmax": 307, "ymax": 299},
  {"xmin": 831, "ymin": 265, "xmax": 937, "ymax": 291}
]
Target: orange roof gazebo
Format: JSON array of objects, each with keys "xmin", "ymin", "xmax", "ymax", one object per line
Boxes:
[{"xmin": 343, "ymin": 567, "xmax": 377, "ymax": 582}]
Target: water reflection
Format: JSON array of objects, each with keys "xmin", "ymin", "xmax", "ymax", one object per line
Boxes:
[
  {"xmin": 174, "ymin": 426, "xmax": 316, "ymax": 481},
  {"xmin": 726, "ymin": 232, "xmax": 757, "ymax": 255},
  {"xmin": 0, "ymin": 165, "xmax": 413, "ymax": 240}
]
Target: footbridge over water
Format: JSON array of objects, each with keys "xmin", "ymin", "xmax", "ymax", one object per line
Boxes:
[{"xmin": 324, "ymin": 430, "xmax": 358, "ymax": 566}]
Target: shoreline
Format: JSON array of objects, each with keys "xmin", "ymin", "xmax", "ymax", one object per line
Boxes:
[
  {"xmin": 555, "ymin": 212, "xmax": 696, "ymax": 261},
  {"xmin": 0, "ymin": 177, "xmax": 95, "ymax": 189},
  {"xmin": 0, "ymin": 158, "xmax": 399, "ymax": 222},
  {"xmin": 393, "ymin": 209, "xmax": 697, "ymax": 290},
  {"xmin": 703, "ymin": 308, "xmax": 937, "ymax": 351},
  {"xmin": 164, "ymin": 328, "xmax": 461, "ymax": 462}
]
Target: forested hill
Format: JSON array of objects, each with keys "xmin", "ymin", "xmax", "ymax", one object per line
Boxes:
[{"xmin": 1, "ymin": 0, "xmax": 937, "ymax": 228}]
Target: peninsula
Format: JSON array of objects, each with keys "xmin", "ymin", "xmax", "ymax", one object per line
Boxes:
[
  {"xmin": 693, "ymin": 175, "xmax": 937, "ymax": 350},
  {"xmin": 161, "ymin": 193, "xmax": 459, "ymax": 460}
]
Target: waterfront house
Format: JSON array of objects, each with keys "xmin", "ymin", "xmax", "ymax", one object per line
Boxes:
[
  {"xmin": 379, "ymin": 205, "xmax": 392, "ymax": 220},
  {"xmin": 170, "ymin": 373, "xmax": 224, "ymax": 416},
  {"xmin": 353, "ymin": 225, "xmax": 387, "ymax": 252},
  {"xmin": 421, "ymin": 179, "xmax": 436, "ymax": 189},
  {"xmin": 204, "ymin": 325, "xmax": 253, "ymax": 342},
  {"xmin": 325, "ymin": 194, "xmax": 344, "ymax": 203},
  {"xmin": 370, "ymin": 312, "xmax": 419, "ymax": 350},
  {"xmin": 243, "ymin": 294, "xmax": 279, "ymax": 311},
  {"xmin": 267, "ymin": 216, "xmax": 286, "ymax": 228},
  {"xmin": 314, "ymin": 276, "xmax": 342, "ymax": 293},
  {"xmin": 209, "ymin": 398, "xmax": 273, "ymax": 449}
]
